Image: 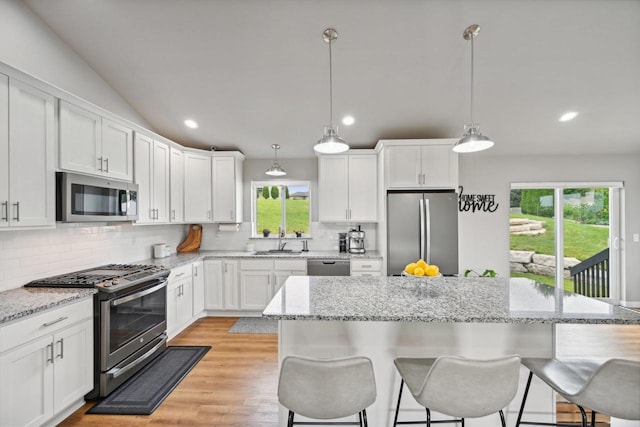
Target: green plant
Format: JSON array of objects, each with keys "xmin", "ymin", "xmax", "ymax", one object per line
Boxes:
[
  {"xmin": 464, "ymin": 269, "xmax": 497, "ymax": 278},
  {"xmin": 262, "ymin": 186, "xmax": 270, "ymax": 199},
  {"xmin": 262, "ymin": 228, "xmax": 270, "ymax": 237},
  {"xmin": 270, "ymin": 186, "xmax": 279, "ymax": 199}
]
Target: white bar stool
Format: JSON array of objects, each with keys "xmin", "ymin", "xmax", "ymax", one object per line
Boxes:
[
  {"xmin": 278, "ymin": 355, "xmax": 377, "ymax": 427},
  {"xmin": 516, "ymin": 358, "xmax": 640, "ymax": 427},
  {"xmin": 392, "ymin": 354, "xmax": 521, "ymax": 427}
]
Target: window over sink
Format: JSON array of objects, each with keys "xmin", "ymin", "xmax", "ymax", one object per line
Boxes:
[{"xmin": 251, "ymin": 180, "xmax": 311, "ymax": 238}]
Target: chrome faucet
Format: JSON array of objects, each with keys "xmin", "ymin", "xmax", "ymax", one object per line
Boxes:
[{"xmin": 278, "ymin": 226, "xmax": 287, "ymax": 250}]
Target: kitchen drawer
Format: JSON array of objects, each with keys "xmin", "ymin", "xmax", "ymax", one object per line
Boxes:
[
  {"xmin": 240, "ymin": 259, "xmax": 273, "ymax": 271},
  {"xmin": 170, "ymin": 264, "xmax": 192, "ymax": 281},
  {"xmin": 351, "ymin": 271, "xmax": 382, "ymax": 277},
  {"xmin": 351, "ymin": 259, "xmax": 382, "ymax": 272},
  {"xmin": 0, "ymin": 298, "xmax": 93, "ymax": 353},
  {"xmin": 274, "ymin": 259, "xmax": 306, "ymax": 272}
]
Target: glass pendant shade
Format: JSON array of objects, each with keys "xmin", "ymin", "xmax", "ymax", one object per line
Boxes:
[
  {"xmin": 314, "ymin": 126, "xmax": 349, "ymax": 154},
  {"xmin": 265, "ymin": 144, "xmax": 286, "ymax": 176}
]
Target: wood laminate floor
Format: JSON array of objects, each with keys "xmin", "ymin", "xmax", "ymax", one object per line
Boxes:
[{"xmin": 59, "ymin": 318, "xmax": 639, "ymax": 427}]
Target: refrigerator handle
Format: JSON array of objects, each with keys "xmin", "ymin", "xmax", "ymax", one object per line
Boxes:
[
  {"xmin": 425, "ymin": 198, "xmax": 431, "ymax": 264},
  {"xmin": 419, "ymin": 198, "xmax": 425, "ymax": 260}
]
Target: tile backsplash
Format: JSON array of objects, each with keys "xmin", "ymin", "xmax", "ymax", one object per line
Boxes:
[{"xmin": 0, "ymin": 222, "xmax": 377, "ymax": 292}]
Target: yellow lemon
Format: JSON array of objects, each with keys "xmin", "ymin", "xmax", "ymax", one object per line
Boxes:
[
  {"xmin": 425, "ymin": 265, "xmax": 440, "ymax": 277},
  {"xmin": 413, "ymin": 267, "xmax": 425, "ymax": 277},
  {"xmin": 416, "ymin": 259, "xmax": 428, "ymax": 269},
  {"xmin": 404, "ymin": 263, "xmax": 417, "ymax": 274}
]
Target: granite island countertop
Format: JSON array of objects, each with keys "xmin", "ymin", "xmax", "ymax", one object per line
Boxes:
[{"xmin": 263, "ymin": 276, "xmax": 640, "ymax": 324}]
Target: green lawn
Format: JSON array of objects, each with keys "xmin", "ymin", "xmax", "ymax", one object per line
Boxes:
[
  {"xmin": 510, "ymin": 213, "xmax": 609, "ymax": 260},
  {"xmin": 510, "ymin": 213, "xmax": 609, "ymax": 292},
  {"xmin": 256, "ymin": 198, "xmax": 309, "ymax": 235}
]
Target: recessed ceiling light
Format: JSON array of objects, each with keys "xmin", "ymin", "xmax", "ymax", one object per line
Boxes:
[
  {"xmin": 559, "ymin": 112, "xmax": 578, "ymax": 122},
  {"xmin": 184, "ymin": 119, "xmax": 199, "ymax": 129},
  {"xmin": 342, "ymin": 115, "xmax": 355, "ymax": 126}
]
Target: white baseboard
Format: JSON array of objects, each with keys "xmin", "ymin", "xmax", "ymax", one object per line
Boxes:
[{"xmin": 619, "ymin": 300, "xmax": 640, "ymax": 308}]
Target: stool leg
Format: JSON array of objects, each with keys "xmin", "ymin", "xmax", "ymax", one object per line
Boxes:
[
  {"xmin": 516, "ymin": 371, "xmax": 534, "ymax": 427},
  {"xmin": 393, "ymin": 379, "xmax": 405, "ymax": 427},
  {"xmin": 591, "ymin": 410, "xmax": 596, "ymax": 427},
  {"xmin": 359, "ymin": 411, "xmax": 363, "ymax": 427},
  {"xmin": 426, "ymin": 407, "xmax": 431, "ymax": 427},
  {"xmin": 287, "ymin": 410, "xmax": 294, "ymax": 427},
  {"xmin": 578, "ymin": 405, "xmax": 587, "ymax": 427},
  {"xmin": 362, "ymin": 409, "xmax": 369, "ymax": 427},
  {"xmin": 461, "ymin": 418, "xmax": 465, "ymax": 427},
  {"xmin": 499, "ymin": 410, "xmax": 506, "ymax": 427}
]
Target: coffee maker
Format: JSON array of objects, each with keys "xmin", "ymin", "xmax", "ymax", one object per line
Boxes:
[{"xmin": 348, "ymin": 226, "xmax": 366, "ymax": 254}]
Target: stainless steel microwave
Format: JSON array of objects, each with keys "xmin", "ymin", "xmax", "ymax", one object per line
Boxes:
[{"xmin": 56, "ymin": 172, "xmax": 138, "ymax": 222}]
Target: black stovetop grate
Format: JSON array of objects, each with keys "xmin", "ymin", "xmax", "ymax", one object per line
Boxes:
[{"xmin": 25, "ymin": 264, "xmax": 162, "ymax": 288}]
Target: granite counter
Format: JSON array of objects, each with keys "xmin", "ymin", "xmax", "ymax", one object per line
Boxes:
[{"xmin": 0, "ymin": 287, "xmax": 97, "ymax": 325}]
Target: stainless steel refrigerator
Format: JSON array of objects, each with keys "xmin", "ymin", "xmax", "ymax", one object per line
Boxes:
[{"xmin": 387, "ymin": 191, "xmax": 458, "ymax": 276}]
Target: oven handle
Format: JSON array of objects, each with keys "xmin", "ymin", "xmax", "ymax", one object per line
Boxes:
[
  {"xmin": 111, "ymin": 281, "xmax": 167, "ymax": 307},
  {"xmin": 106, "ymin": 333, "xmax": 167, "ymax": 379}
]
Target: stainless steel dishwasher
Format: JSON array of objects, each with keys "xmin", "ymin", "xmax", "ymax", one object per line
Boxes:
[{"xmin": 307, "ymin": 259, "xmax": 351, "ymax": 276}]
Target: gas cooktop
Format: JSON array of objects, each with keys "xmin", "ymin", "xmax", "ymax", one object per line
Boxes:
[{"xmin": 25, "ymin": 263, "xmax": 167, "ymax": 291}]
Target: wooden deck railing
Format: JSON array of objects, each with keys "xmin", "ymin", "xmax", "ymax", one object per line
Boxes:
[{"xmin": 570, "ymin": 248, "xmax": 610, "ymax": 298}]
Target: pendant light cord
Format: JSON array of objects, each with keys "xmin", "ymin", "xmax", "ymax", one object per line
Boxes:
[
  {"xmin": 470, "ymin": 34, "xmax": 474, "ymax": 126},
  {"xmin": 328, "ymin": 38, "xmax": 334, "ymax": 129}
]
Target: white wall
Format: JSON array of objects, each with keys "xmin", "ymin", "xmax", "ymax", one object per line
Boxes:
[
  {"xmin": 0, "ymin": 0, "xmax": 150, "ymax": 127},
  {"xmin": 458, "ymin": 153, "xmax": 640, "ymax": 305}
]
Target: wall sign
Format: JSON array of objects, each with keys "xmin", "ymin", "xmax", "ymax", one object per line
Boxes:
[{"xmin": 458, "ymin": 186, "xmax": 499, "ymax": 213}]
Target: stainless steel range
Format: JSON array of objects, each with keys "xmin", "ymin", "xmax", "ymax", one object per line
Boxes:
[{"xmin": 26, "ymin": 264, "xmax": 170, "ymax": 397}]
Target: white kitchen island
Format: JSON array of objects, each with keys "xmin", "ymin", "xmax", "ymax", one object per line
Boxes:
[{"xmin": 263, "ymin": 276, "xmax": 640, "ymax": 427}]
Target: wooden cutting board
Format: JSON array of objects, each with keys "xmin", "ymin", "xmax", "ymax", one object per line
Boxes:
[{"xmin": 177, "ymin": 224, "xmax": 202, "ymax": 253}]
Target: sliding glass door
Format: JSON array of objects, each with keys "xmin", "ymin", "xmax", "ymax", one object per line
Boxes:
[{"xmin": 510, "ymin": 183, "xmax": 623, "ymax": 303}]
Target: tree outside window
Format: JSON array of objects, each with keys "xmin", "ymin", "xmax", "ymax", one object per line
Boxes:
[{"xmin": 253, "ymin": 181, "xmax": 310, "ymax": 237}]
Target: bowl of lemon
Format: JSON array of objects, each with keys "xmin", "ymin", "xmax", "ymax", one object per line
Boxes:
[{"xmin": 402, "ymin": 259, "xmax": 441, "ymax": 278}]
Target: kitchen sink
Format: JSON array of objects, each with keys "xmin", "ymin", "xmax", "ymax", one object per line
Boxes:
[{"xmin": 252, "ymin": 250, "xmax": 302, "ymax": 255}]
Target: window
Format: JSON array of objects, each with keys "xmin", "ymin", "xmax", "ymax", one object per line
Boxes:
[
  {"xmin": 509, "ymin": 182, "xmax": 623, "ymax": 302},
  {"xmin": 251, "ymin": 180, "xmax": 311, "ymax": 237}
]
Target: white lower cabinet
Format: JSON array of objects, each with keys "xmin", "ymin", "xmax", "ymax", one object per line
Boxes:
[
  {"xmin": 204, "ymin": 259, "xmax": 239, "ymax": 310},
  {"xmin": 239, "ymin": 259, "xmax": 306, "ymax": 311},
  {"xmin": 350, "ymin": 259, "xmax": 383, "ymax": 276},
  {"xmin": 167, "ymin": 265, "xmax": 194, "ymax": 338},
  {"xmin": 192, "ymin": 261, "xmax": 205, "ymax": 316},
  {"xmin": 0, "ymin": 299, "xmax": 93, "ymax": 427}
]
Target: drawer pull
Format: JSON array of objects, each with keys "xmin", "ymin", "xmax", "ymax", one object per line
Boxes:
[
  {"xmin": 43, "ymin": 316, "xmax": 68, "ymax": 327},
  {"xmin": 174, "ymin": 272, "xmax": 185, "ymax": 278},
  {"xmin": 47, "ymin": 343, "xmax": 54, "ymax": 363},
  {"xmin": 57, "ymin": 338, "xmax": 64, "ymax": 359}
]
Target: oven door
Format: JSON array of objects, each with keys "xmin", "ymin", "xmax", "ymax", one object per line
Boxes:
[{"xmin": 100, "ymin": 279, "xmax": 167, "ymax": 372}]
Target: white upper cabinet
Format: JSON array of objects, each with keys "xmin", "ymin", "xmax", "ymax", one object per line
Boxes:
[
  {"xmin": 134, "ymin": 132, "xmax": 170, "ymax": 224},
  {"xmin": 184, "ymin": 151, "xmax": 212, "ymax": 222},
  {"xmin": 59, "ymin": 100, "xmax": 133, "ymax": 181},
  {"xmin": 170, "ymin": 147, "xmax": 185, "ymax": 223},
  {"xmin": 0, "ymin": 75, "xmax": 55, "ymax": 229},
  {"xmin": 381, "ymin": 139, "xmax": 458, "ymax": 189},
  {"xmin": 212, "ymin": 153, "xmax": 244, "ymax": 223},
  {"xmin": 318, "ymin": 151, "xmax": 377, "ymax": 223}
]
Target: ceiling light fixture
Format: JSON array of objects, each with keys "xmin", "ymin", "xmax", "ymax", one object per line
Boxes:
[
  {"xmin": 184, "ymin": 119, "xmax": 199, "ymax": 129},
  {"xmin": 453, "ymin": 24, "xmax": 494, "ymax": 154},
  {"xmin": 342, "ymin": 115, "xmax": 355, "ymax": 126},
  {"xmin": 265, "ymin": 144, "xmax": 286, "ymax": 176},
  {"xmin": 559, "ymin": 111, "xmax": 579, "ymax": 122},
  {"xmin": 314, "ymin": 28, "xmax": 349, "ymax": 154}
]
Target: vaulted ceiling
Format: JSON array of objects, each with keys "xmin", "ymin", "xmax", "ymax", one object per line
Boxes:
[{"xmin": 24, "ymin": 0, "xmax": 640, "ymax": 159}]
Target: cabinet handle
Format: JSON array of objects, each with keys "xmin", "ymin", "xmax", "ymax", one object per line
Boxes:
[
  {"xmin": 47, "ymin": 343, "xmax": 54, "ymax": 363},
  {"xmin": 172, "ymin": 209, "xmax": 176, "ymax": 220},
  {"xmin": 57, "ymin": 338, "xmax": 64, "ymax": 359},
  {"xmin": 230, "ymin": 210, "xmax": 233, "ymax": 219},
  {"xmin": 155, "ymin": 208, "xmax": 159, "ymax": 219},
  {"xmin": 194, "ymin": 265, "xmax": 198, "ymax": 276},
  {"xmin": 104, "ymin": 157, "xmax": 109, "ymax": 173},
  {"xmin": 207, "ymin": 210, "xmax": 211, "ymax": 219},
  {"xmin": 174, "ymin": 272, "xmax": 185, "ymax": 278},
  {"xmin": 43, "ymin": 316, "xmax": 68, "ymax": 327},
  {"xmin": 98, "ymin": 156, "xmax": 103, "ymax": 171},
  {"xmin": 12, "ymin": 202, "xmax": 19, "ymax": 222},
  {"xmin": 1, "ymin": 201, "xmax": 7, "ymax": 221}
]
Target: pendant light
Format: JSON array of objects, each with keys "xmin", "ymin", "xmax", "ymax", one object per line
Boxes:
[
  {"xmin": 453, "ymin": 24, "xmax": 495, "ymax": 153},
  {"xmin": 314, "ymin": 28, "xmax": 349, "ymax": 154},
  {"xmin": 265, "ymin": 144, "xmax": 286, "ymax": 176}
]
